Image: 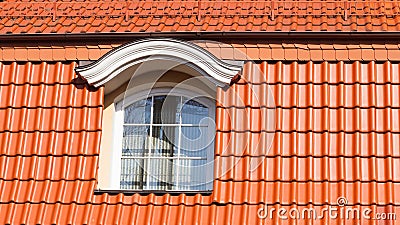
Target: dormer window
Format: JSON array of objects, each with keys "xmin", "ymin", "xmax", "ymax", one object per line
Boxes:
[
  {"xmin": 116, "ymin": 91, "xmax": 215, "ymax": 191},
  {"xmin": 75, "ymin": 38, "xmax": 243, "ymax": 192}
]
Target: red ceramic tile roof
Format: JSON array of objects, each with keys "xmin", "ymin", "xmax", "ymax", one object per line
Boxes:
[
  {"xmin": 2, "ymin": 1, "xmax": 400, "ymax": 33},
  {"xmin": 0, "ymin": 60, "xmax": 399, "ymax": 224},
  {"xmin": 2, "ymin": 43, "xmax": 400, "ymax": 61}
]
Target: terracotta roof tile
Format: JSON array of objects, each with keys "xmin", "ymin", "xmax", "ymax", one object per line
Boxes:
[
  {"xmin": 374, "ymin": 47, "xmax": 389, "ymax": 61},
  {"xmin": 14, "ymin": 47, "xmax": 27, "ymax": 61},
  {"xmin": 232, "ymin": 44, "xmax": 247, "ymax": 60},
  {"xmin": 335, "ymin": 46, "xmax": 350, "ymax": 61},
  {"xmin": 308, "ymin": 44, "xmax": 323, "ymax": 61},
  {"xmin": 282, "ymin": 43, "xmax": 297, "ymax": 61},
  {"xmin": 270, "ymin": 44, "xmax": 285, "ymax": 60},
  {"xmin": 388, "ymin": 49, "xmax": 400, "ymax": 61},
  {"xmin": 2, "ymin": 1, "xmax": 400, "ymax": 34},
  {"xmin": 86, "ymin": 46, "xmax": 101, "ymax": 60},
  {"xmin": 220, "ymin": 45, "xmax": 234, "ymax": 60},
  {"xmin": 322, "ymin": 48, "xmax": 336, "ymax": 61},
  {"xmin": 51, "ymin": 47, "xmax": 65, "ymax": 61},
  {"xmin": 1, "ymin": 39, "xmax": 400, "ymax": 225},
  {"xmin": 39, "ymin": 47, "xmax": 53, "ymax": 61},
  {"xmin": 360, "ymin": 45, "xmax": 375, "ymax": 61},
  {"xmin": 245, "ymin": 47, "xmax": 259, "ymax": 60},
  {"xmin": 258, "ymin": 44, "xmax": 272, "ymax": 60},
  {"xmin": 2, "ymin": 47, "xmax": 14, "ymax": 61}
]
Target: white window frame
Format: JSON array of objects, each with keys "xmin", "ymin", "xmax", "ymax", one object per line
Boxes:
[{"xmin": 109, "ymin": 87, "xmax": 215, "ymax": 191}]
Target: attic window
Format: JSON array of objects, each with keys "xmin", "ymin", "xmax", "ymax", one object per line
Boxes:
[
  {"xmin": 116, "ymin": 92, "xmax": 215, "ymax": 191},
  {"xmin": 75, "ymin": 38, "xmax": 243, "ymax": 192}
]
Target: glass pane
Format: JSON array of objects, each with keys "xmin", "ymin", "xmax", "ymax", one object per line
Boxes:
[
  {"xmin": 181, "ymin": 98, "xmax": 208, "ymax": 124},
  {"xmin": 146, "ymin": 158, "xmax": 175, "ymax": 190},
  {"xmin": 120, "ymin": 158, "xmax": 147, "ymax": 190},
  {"xmin": 124, "ymin": 97, "xmax": 151, "ymax": 124},
  {"xmin": 122, "ymin": 126, "xmax": 150, "ymax": 156},
  {"xmin": 120, "ymin": 94, "xmax": 214, "ymax": 191},
  {"xmin": 153, "ymin": 95, "xmax": 180, "ymax": 124},
  {"xmin": 180, "ymin": 127, "xmax": 212, "ymax": 158},
  {"xmin": 151, "ymin": 126, "xmax": 179, "ymax": 157},
  {"xmin": 174, "ymin": 159, "xmax": 208, "ymax": 190}
]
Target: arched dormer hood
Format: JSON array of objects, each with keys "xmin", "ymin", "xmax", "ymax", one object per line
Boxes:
[{"xmin": 75, "ymin": 38, "xmax": 244, "ymax": 88}]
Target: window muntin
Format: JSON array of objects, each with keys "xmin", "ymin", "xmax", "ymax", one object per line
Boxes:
[{"xmin": 120, "ymin": 95, "xmax": 214, "ymax": 191}]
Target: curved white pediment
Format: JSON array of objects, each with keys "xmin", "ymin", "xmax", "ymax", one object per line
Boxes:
[{"xmin": 75, "ymin": 38, "xmax": 243, "ymax": 87}]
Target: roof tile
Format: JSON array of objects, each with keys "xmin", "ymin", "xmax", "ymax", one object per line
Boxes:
[
  {"xmin": 1, "ymin": 1, "xmax": 400, "ymax": 33},
  {"xmin": 64, "ymin": 46, "xmax": 77, "ymax": 60},
  {"xmin": 220, "ymin": 46, "xmax": 235, "ymax": 60},
  {"xmin": 52, "ymin": 47, "xmax": 66, "ymax": 61},
  {"xmin": 232, "ymin": 45, "xmax": 247, "ymax": 60},
  {"xmin": 76, "ymin": 46, "xmax": 89, "ymax": 60},
  {"xmin": 270, "ymin": 44, "xmax": 285, "ymax": 60},
  {"xmin": 39, "ymin": 47, "xmax": 53, "ymax": 61},
  {"xmin": 282, "ymin": 44, "xmax": 297, "ymax": 61},
  {"xmin": 361, "ymin": 48, "xmax": 375, "ymax": 61},
  {"xmin": 322, "ymin": 49, "xmax": 336, "ymax": 61},
  {"xmin": 14, "ymin": 48, "xmax": 27, "ymax": 61},
  {"xmin": 2, "ymin": 47, "xmax": 15, "ymax": 61},
  {"xmin": 309, "ymin": 48, "xmax": 323, "ymax": 61},
  {"xmin": 1, "ymin": 2, "xmax": 400, "ymax": 220},
  {"xmin": 258, "ymin": 45, "xmax": 271, "ymax": 60},
  {"xmin": 388, "ymin": 49, "xmax": 400, "ymax": 61},
  {"xmin": 348, "ymin": 44, "xmax": 363, "ymax": 61},
  {"xmin": 297, "ymin": 48, "xmax": 310, "ymax": 61},
  {"xmin": 245, "ymin": 47, "xmax": 259, "ymax": 60},
  {"xmin": 375, "ymin": 48, "xmax": 388, "ymax": 61},
  {"xmin": 335, "ymin": 48, "xmax": 349, "ymax": 61}
]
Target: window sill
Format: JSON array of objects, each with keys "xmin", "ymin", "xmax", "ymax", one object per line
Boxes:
[{"xmin": 94, "ymin": 189, "xmax": 213, "ymax": 196}]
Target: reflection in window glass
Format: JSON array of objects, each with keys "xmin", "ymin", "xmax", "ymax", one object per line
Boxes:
[
  {"xmin": 120, "ymin": 95, "xmax": 213, "ymax": 191},
  {"xmin": 124, "ymin": 98, "xmax": 151, "ymax": 124},
  {"xmin": 181, "ymin": 98, "xmax": 208, "ymax": 124}
]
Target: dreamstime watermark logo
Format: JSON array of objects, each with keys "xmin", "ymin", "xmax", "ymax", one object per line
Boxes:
[
  {"xmin": 257, "ymin": 197, "xmax": 397, "ymax": 221},
  {"xmin": 121, "ymin": 39, "xmax": 276, "ymax": 188}
]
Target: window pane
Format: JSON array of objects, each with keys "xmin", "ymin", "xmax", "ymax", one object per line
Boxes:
[
  {"xmin": 174, "ymin": 159, "xmax": 208, "ymax": 191},
  {"xmin": 122, "ymin": 126, "xmax": 150, "ymax": 156},
  {"xmin": 180, "ymin": 127, "xmax": 212, "ymax": 158},
  {"xmin": 120, "ymin": 94, "xmax": 214, "ymax": 191},
  {"xmin": 153, "ymin": 95, "xmax": 180, "ymax": 124},
  {"xmin": 151, "ymin": 126, "xmax": 179, "ymax": 157},
  {"xmin": 124, "ymin": 98, "xmax": 151, "ymax": 124},
  {"xmin": 146, "ymin": 158, "xmax": 174, "ymax": 190},
  {"xmin": 120, "ymin": 158, "xmax": 147, "ymax": 190},
  {"xmin": 181, "ymin": 98, "xmax": 208, "ymax": 124}
]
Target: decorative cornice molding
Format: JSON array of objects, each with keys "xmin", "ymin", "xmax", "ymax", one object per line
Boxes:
[{"xmin": 75, "ymin": 38, "xmax": 243, "ymax": 87}]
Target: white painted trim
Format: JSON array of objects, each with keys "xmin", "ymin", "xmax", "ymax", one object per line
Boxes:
[
  {"xmin": 110, "ymin": 105, "xmax": 123, "ymax": 190},
  {"xmin": 75, "ymin": 38, "xmax": 243, "ymax": 87}
]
